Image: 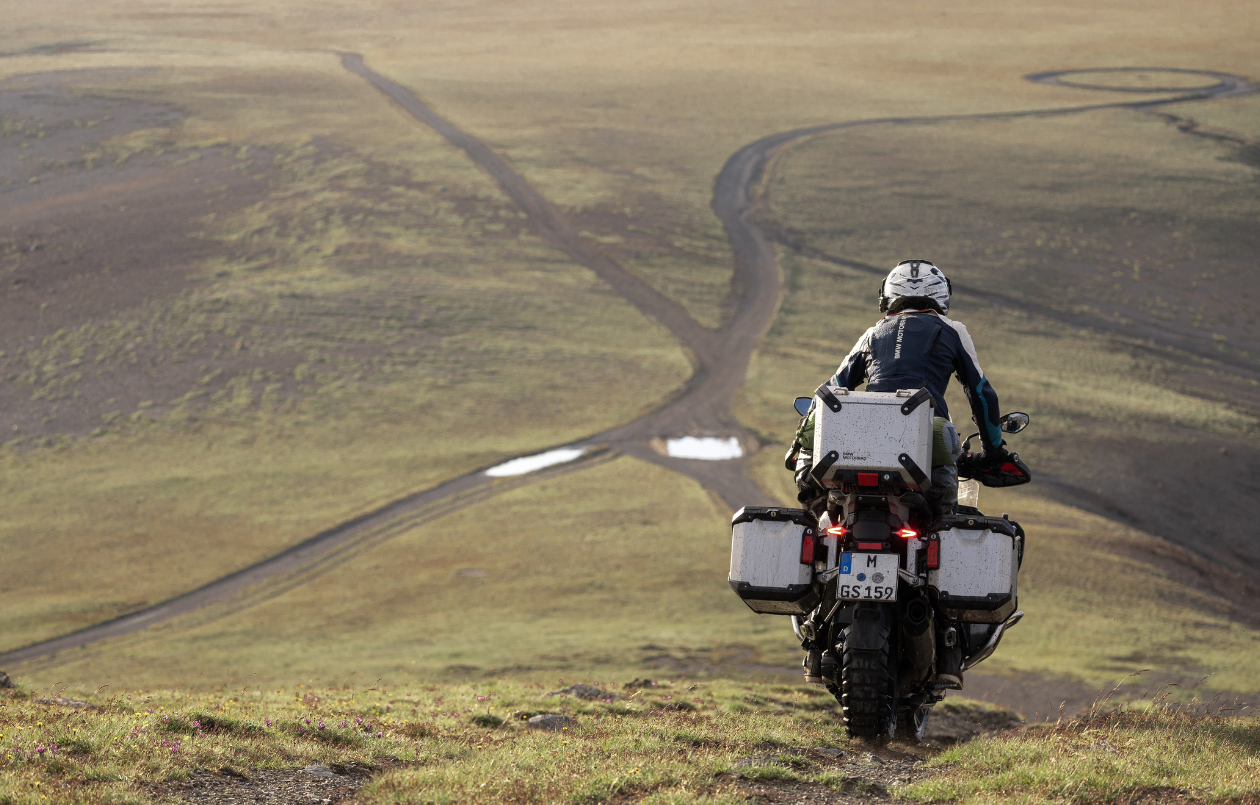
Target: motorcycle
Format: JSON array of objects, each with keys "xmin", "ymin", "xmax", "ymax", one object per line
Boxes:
[{"xmin": 728, "ymin": 387, "xmax": 1031, "ymax": 741}]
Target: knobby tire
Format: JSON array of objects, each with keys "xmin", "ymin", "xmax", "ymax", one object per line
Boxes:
[{"xmin": 838, "ymin": 604, "xmax": 898, "ymax": 739}]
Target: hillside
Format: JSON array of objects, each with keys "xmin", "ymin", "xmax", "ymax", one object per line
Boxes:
[
  {"xmin": 1, "ymin": 5, "xmax": 1260, "ymax": 804},
  {"xmin": 4, "ymin": 679, "xmax": 1257, "ymax": 804}
]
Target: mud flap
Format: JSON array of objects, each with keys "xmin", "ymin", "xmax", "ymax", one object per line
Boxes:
[{"xmin": 845, "ymin": 602, "xmax": 891, "ymax": 651}]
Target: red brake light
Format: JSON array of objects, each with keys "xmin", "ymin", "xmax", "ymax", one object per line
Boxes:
[
  {"xmin": 899, "ymin": 528, "xmax": 918, "ymax": 539},
  {"xmin": 856, "ymin": 542, "xmax": 884, "ymax": 550},
  {"xmin": 857, "ymin": 472, "xmax": 879, "ymax": 486},
  {"xmin": 800, "ymin": 531, "xmax": 815, "ymax": 564}
]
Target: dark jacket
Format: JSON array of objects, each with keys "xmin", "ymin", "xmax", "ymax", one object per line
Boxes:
[{"xmin": 832, "ymin": 310, "xmax": 1004, "ymax": 453}]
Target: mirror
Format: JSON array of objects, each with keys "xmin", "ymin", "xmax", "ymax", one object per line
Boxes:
[
  {"xmin": 1000, "ymin": 412, "xmax": 1030, "ymax": 433},
  {"xmin": 793, "ymin": 396, "xmax": 813, "ymax": 417}
]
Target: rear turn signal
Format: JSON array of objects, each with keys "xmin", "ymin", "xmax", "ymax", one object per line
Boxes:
[
  {"xmin": 800, "ymin": 531, "xmax": 815, "ymax": 564},
  {"xmin": 825, "ymin": 525, "xmax": 847, "ymax": 538},
  {"xmin": 899, "ymin": 527, "xmax": 919, "ymax": 539}
]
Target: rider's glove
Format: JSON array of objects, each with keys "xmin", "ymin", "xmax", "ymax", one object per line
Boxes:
[{"xmin": 981, "ymin": 443, "xmax": 1011, "ymax": 469}]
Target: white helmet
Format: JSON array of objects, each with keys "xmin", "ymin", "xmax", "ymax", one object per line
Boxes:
[{"xmin": 878, "ymin": 258, "xmax": 951, "ymax": 314}]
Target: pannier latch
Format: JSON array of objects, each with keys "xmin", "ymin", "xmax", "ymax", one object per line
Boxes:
[
  {"xmin": 815, "ymin": 383, "xmax": 844, "ymax": 413},
  {"xmin": 899, "ymin": 387, "xmax": 933, "ymax": 415}
]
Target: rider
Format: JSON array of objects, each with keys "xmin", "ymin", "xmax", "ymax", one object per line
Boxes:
[{"xmin": 791, "ymin": 258, "xmax": 1009, "ymax": 521}]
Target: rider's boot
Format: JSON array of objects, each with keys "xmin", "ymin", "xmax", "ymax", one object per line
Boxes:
[
  {"xmin": 803, "ymin": 649, "xmax": 824, "ymax": 685},
  {"xmin": 935, "ymin": 623, "xmax": 964, "ymax": 690}
]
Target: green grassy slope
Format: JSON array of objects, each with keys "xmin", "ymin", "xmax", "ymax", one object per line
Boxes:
[
  {"xmin": 4, "ymin": 681, "xmax": 1258, "ymax": 805},
  {"xmin": 5, "ymin": 0, "xmax": 1260, "ymax": 720},
  {"xmin": 0, "ymin": 65, "xmax": 690, "ymax": 652},
  {"xmin": 10, "ymin": 457, "xmax": 792, "ymax": 691}
]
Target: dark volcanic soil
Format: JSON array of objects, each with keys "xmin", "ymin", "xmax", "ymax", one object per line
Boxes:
[
  {"xmin": 0, "ymin": 70, "xmax": 274, "ymax": 440},
  {"xmin": 149, "ymin": 762, "xmax": 374, "ymax": 804}
]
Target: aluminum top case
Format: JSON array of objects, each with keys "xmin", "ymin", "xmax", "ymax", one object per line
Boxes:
[
  {"xmin": 928, "ymin": 514, "xmax": 1019, "ymax": 623},
  {"xmin": 728, "ymin": 507, "xmax": 820, "ymax": 616},
  {"xmin": 810, "ymin": 385, "xmax": 934, "ymax": 489}
]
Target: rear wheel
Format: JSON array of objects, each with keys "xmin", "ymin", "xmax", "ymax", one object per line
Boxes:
[{"xmin": 837, "ymin": 604, "xmax": 897, "ymax": 740}]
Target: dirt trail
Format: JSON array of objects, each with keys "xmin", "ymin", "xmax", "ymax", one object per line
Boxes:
[
  {"xmin": 4, "ymin": 64, "xmax": 1254, "ymax": 682},
  {"xmin": 0, "ymin": 53, "xmax": 780, "ymax": 669}
]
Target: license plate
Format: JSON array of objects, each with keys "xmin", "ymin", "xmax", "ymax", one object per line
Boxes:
[{"xmin": 836, "ymin": 552, "xmax": 899, "ymax": 601}]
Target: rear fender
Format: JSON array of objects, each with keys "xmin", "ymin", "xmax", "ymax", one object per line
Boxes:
[{"xmin": 843, "ymin": 602, "xmax": 892, "ymax": 651}]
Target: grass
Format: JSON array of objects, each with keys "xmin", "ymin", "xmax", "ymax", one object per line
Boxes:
[
  {"xmin": 5, "ymin": 679, "xmax": 1260, "ymax": 804},
  {"xmin": 764, "ymin": 109, "xmax": 1260, "ymax": 355},
  {"xmin": 909, "ymin": 697, "xmax": 1260, "ymax": 804},
  {"xmin": 3, "ymin": 0, "xmax": 1260, "ymax": 758},
  {"xmin": 0, "ymin": 678, "xmax": 854, "ymax": 805},
  {"xmin": 13, "ymin": 451, "xmax": 1260, "ymax": 701},
  {"xmin": 0, "ymin": 64, "xmax": 691, "ymax": 651},
  {"xmin": 9, "ymin": 456, "xmax": 795, "ymax": 691}
]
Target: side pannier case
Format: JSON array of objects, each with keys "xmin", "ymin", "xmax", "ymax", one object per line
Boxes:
[
  {"xmin": 810, "ymin": 386, "xmax": 934, "ymax": 489},
  {"xmin": 928, "ymin": 514, "xmax": 1021, "ymax": 623},
  {"xmin": 728, "ymin": 507, "xmax": 820, "ymax": 615}
]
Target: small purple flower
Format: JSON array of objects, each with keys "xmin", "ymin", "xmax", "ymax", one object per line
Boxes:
[
  {"xmin": 35, "ymin": 746, "xmax": 46, "ymax": 754},
  {"xmin": 376, "ymin": 731, "xmax": 383, "ymax": 737},
  {"xmin": 318, "ymin": 721, "xmax": 326, "ymax": 730},
  {"xmin": 193, "ymin": 720, "xmax": 201, "ymax": 729},
  {"xmin": 265, "ymin": 719, "xmax": 273, "ymax": 728},
  {"xmin": 304, "ymin": 718, "xmax": 311, "ymax": 725}
]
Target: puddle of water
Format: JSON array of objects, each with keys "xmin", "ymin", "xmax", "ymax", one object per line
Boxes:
[
  {"xmin": 484, "ymin": 447, "xmax": 586, "ymax": 477},
  {"xmin": 665, "ymin": 436, "xmax": 743, "ymax": 460}
]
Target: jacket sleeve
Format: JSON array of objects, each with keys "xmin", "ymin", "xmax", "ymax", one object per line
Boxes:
[
  {"xmin": 832, "ymin": 327, "xmax": 873, "ymax": 390},
  {"xmin": 943, "ymin": 319, "xmax": 1004, "ymax": 453}
]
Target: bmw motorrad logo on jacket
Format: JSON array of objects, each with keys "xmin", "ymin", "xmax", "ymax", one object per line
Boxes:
[{"xmin": 834, "ymin": 309, "xmax": 1003, "ymax": 458}]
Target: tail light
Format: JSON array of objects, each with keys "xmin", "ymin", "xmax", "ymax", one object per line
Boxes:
[
  {"xmin": 800, "ymin": 531, "xmax": 815, "ymax": 564},
  {"xmin": 899, "ymin": 527, "xmax": 919, "ymax": 539}
]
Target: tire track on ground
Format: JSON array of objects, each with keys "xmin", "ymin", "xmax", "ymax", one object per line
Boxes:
[
  {"xmin": 0, "ymin": 52, "xmax": 781, "ymax": 669},
  {"xmin": 6, "ymin": 65, "xmax": 1252, "ymax": 670},
  {"xmin": 752, "ymin": 68, "xmax": 1260, "ymax": 382}
]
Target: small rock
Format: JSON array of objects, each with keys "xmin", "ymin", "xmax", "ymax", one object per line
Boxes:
[
  {"xmin": 813, "ymin": 747, "xmax": 846, "ymax": 758},
  {"xmin": 0, "ymin": 670, "xmax": 14, "ymax": 689},
  {"xmin": 623, "ymin": 678, "xmax": 656, "ymax": 690},
  {"xmin": 304, "ymin": 765, "xmax": 339, "ymax": 778},
  {"xmin": 526, "ymin": 714, "xmax": 576, "ymax": 732},
  {"xmin": 32, "ymin": 697, "xmax": 94, "ymax": 709},
  {"xmin": 866, "ymin": 753, "xmax": 884, "ymax": 764}
]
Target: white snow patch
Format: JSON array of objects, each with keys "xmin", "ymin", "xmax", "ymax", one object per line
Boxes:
[
  {"xmin": 665, "ymin": 436, "xmax": 743, "ymax": 460},
  {"xmin": 485, "ymin": 447, "xmax": 587, "ymax": 477}
]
